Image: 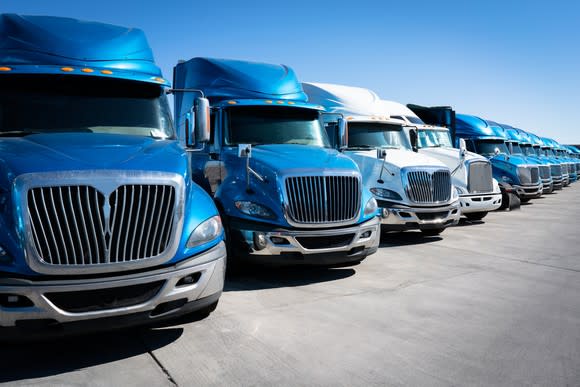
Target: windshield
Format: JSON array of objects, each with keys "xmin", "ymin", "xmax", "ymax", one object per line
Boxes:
[
  {"xmin": 521, "ymin": 144, "xmax": 535, "ymax": 156},
  {"xmin": 417, "ymin": 129, "xmax": 453, "ymax": 148},
  {"xmin": 543, "ymin": 148, "xmax": 555, "ymax": 157},
  {"xmin": 0, "ymin": 75, "xmax": 174, "ymax": 138},
  {"xmin": 509, "ymin": 142, "xmax": 524, "ymax": 155},
  {"xmin": 532, "ymin": 145, "xmax": 542, "ymax": 156},
  {"xmin": 405, "ymin": 116, "xmax": 424, "ymax": 124},
  {"xmin": 224, "ymin": 106, "xmax": 329, "ymax": 147},
  {"xmin": 347, "ymin": 122, "xmax": 411, "ymax": 150},
  {"xmin": 474, "ymin": 140, "xmax": 509, "ymax": 156}
]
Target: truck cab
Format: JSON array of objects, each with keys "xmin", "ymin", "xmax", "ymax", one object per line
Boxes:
[
  {"xmin": 302, "ymin": 83, "xmax": 460, "ymax": 236},
  {"xmin": 0, "ymin": 15, "xmax": 226, "ymax": 335},
  {"xmin": 454, "ymin": 114, "xmax": 543, "ymax": 205},
  {"xmin": 515, "ymin": 129, "xmax": 562, "ymax": 191},
  {"xmin": 173, "ymin": 58, "xmax": 380, "ymax": 266},
  {"xmin": 551, "ymin": 141, "xmax": 578, "ymax": 183},
  {"xmin": 540, "ymin": 137, "xmax": 571, "ymax": 186},
  {"xmin": 398, "ymin": 104, "xmax": 502, "ymax": 220},
  {"xmin": 564, "ymin": 145, "xmax": 580, "ymax": 173},
  {"xmin": 501, "ymin": 126, "xmax": 554, "ymax": 194}
]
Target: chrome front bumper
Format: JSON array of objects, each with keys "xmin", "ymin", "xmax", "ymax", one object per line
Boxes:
[
  {"xmin": 0, "ymin": 242, "xmax": 226, "ymax": 328},
  {"xmin": 379, "ymin": 200, "xmax": 461, "ymax": 230},
  {"xmin": 514, "ymin": 182, "xmax": 543, "ymax": 198},
  {"xmin": 231, "ymin": 217, "xmax": 380, "ymax": 262},
  {"xmin": 459, "ymin": 192, "xmax": 502, "ymax": 214}
]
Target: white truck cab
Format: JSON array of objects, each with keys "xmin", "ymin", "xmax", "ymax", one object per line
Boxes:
[
  {"xmin": 386, "ymin": 102, "xmax": 502, "ymax": 220},
  {"xmin": 303, "ymin": 83, "xmax": 460, "ymax": 236}
]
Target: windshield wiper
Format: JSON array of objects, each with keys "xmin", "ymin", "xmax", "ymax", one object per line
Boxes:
[
  {"xmin": 0, "ymin": 130, "xmax": 41, "ymax": 137},
  {"xmin": 347, "ymin": 145, "xmax": 375, "ymax": 150}
]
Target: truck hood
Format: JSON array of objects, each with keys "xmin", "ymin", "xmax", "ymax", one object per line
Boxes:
[
  {"xmin": 238, "ymin": 144, "xmax": 357, "ymax": 174},
  {"xmin": 346, "ymin": 148, "xmax": 446, "ymax": 170},
  {"xmin": 0, "ymin": 133, "xmax": 185, "ymax": 190},
  {"xmin": 490, "ymin": 153, "xmax": 532, "ymax": 167},
  {"xmin": 419, "ymin": 147, "xmax": 486, "ymax": 169}
]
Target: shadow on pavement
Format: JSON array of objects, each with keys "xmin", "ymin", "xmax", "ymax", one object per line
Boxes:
[
  {"xmin": 454, "ymin": 218, "xmax": 485, "ymax": 227},
  {"xmin": 0, "ymin": 327, "xmax": 183, "ymax": 383},
  {"xmin": 224, "ymin": 265, "xmax": 356, "ymax": 292},
  {"xmin": 379, "ymin": 231, "xmax": 442, "ymax": 247}
]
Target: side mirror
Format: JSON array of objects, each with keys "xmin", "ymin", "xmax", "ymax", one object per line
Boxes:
[
  {"xmin": 409, "ymin": 128, "xmax": 418, "ymax": 152},
  {"xmin": 377, "ymin": 148, "xmax": 387, "ymax": 159},
  {"xmin": 459, "ymin": 138, "xmax": 467, "ymax": 160},
  {"xmin": 494, "ymin": 147, "xmax": 501, "ymax": 156},
  {"xmin": 194, "ymin": 97, "xmax": 210, "ymax": 144},
  {"xmin": 338, "ymin": 117, "xmax": 348, "ymax": 150},
  {"xmin": 238, "ymin": 144, "xmax": 252, "ymax": 158}
]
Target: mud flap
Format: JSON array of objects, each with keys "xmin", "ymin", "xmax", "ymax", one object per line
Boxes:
[{"xmin": 498, "ymin": 183, "xmax": 521, "ymax": 211}]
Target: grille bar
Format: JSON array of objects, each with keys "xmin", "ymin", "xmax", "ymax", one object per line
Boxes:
[
  {"xmin": 285, "ymin": 175, "xmax": 360, "ymax": 225},
  {"xmin": 405, "ymin": 170, "xmax": 451, "ymax": 203}
]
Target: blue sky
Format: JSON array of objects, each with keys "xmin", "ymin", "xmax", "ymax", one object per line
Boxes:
[{"xmin": 3, "ymin": 0, "xmax": 579, "ymax": 143}]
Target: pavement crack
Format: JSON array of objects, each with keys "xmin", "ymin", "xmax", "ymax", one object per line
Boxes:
[{"xmin": 139, "ymin": 333, "xmax": 178, "ymax": 387}]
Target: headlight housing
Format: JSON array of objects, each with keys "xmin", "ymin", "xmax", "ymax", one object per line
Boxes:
[
  {"xmin": 235, "ymin": 201, "xmax": 275, "ymax": 219},
  {"xmin": 370, "ymin": 187, "xmax": 402, "ymax": 201},
  {"xmin": 364, "ymin": 197, "xmax": 378, "ymax": 216},
  {"xmin": 187, "ymin": 215, "xmax": 223, "ymax": 248}
]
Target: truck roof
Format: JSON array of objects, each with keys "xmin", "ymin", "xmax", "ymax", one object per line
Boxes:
[
  {"xmin": 0, "ymin": 14, "xmax": 167, "ymax": 85},
  {"xmin": 302, "ymin": 82, "xmax": 384, "ymax": 116},
  {"xmin": 173, "ymin": 57, "xmax": 307, "ymax": 102},
  {"xmin": 455, "ymin": 114, "xmax": 506, "ymax": 140}
]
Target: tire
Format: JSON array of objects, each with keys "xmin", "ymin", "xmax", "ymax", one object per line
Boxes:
[
  {"xmin": 420, "ymin": 228, "xmax": 444, "ymax": 236},
  {"xmin": 465, "ymin": 212, "xmax": 488, "ymax": 221}
]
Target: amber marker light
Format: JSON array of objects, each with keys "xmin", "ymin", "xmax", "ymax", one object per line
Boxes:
[
  {"xmin": 288, "ymin": 101, "xmax": 295, "ymax": 105},
  {"xmin": 264, "ymin": 100, "xmax": 273, "ymax": 104},
  {"xmin": 60, "ymin": 67, "xmax": 74, "ymax": 72},
  {"xmin": 227, "ymin": 100, "xmax": 237, "ymax": 104},
  {"xmin": 152, "ymin": 77, "xmax": 165, "ymax": 83},
  {"xmin": 81, "ymin": 68, "xmax": 94, "ymax": 73},
  {"xmin": 100, "ymin": 70, "xmax": 113, "ymax": 75},
  {"xmin": 276, "ymin": 100, "xmax": 284, "ymax": 104},
  {"xmin": 0, "ymin": 66, "xmax": 12, "ymax": 71}
]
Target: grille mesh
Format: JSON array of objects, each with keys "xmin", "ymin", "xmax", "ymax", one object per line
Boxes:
[
  {"xmin": 551, "ymin": 164, "xmax": 562, "ymax": 177},
  {"xmin": 539, "ymin": 165, "xmax": 551, "ymax": 180},
  {"xmin": 518, "ymin": 167, "xmax": 540, "ymax": 185},
  {"xmin": 406, "ymin": 170, "xmax": 451, "ymax": 203},
  {"xmin": 285, "ymin": 176, "xmax": 360, "ymax": 224},
  {"xmin": 467, "ymin": 161, "xmax": 493, "ymax": 193},
  {"xmin": 27, "ymin": 184, "xmax": 176, "ymax": 266}
]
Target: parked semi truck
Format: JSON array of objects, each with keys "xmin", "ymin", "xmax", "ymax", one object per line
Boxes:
[
  {"xmin": 550, "ymin": 140, "xmax": 578, "ymax": 182},
  {"xmin": 500, "ymin": 126, "xmax": 554, "ymax": 194},
  {"xmin": 564, "ymin": 145, "xmax": 580, "ymax": 172},
  {"xmin": 453, "ymin": 114, "xmax": 542, "ymax": 207},
  {"xmin": 172, "ymin": 58, "xmax": 380, "ymax": 265},
  {"xmin": 302, "ymin": 83, "xmax": 460, "ymax": 236},
  {"xmin": 528, "ymin": 132, "xmax": 569, "ymax": 188},
  {"xmin": 540, "ymin": 137, "xmax": 570, "ymax": 186},
  {"xmin": 0, "ymin": 15, "xmax": 226, "ymax": 336},
  {"xmin": 515, "ymin": 129, "xmax": 563, "ymax": 191},
  {"xmin": 394, "ymin": 104, "xmax": 502, "ymax": 220}
]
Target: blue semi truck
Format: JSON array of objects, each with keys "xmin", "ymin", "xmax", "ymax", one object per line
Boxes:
[
  {"xmin": 454, "ymin": 114, "xmax": 542, "ymax": 207},
  {"xmin": 515, "ymin": 129, "xmax": 564, "ymax": 191},
  {"xmin": 172, "ymin": 58, "xmax": 380, "ymax": 265},
  {"xmin": 500, "ymin": 125, "xmax": 554, "ymax": 194},
  {"xmin": 0, "ymin": 15, "xmax": 226, "ymax": 336},
  {"xmin": 540, "ymin": 137, "xmax": 571, "ymax": 186}
]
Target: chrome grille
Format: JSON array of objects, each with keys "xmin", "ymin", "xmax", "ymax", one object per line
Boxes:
[
  {"xmin": 551, "ymin": 164, "xmax": 562, "ymax": 177},
  {"xmin": 517, "ymin": 166, "xmax": 540, "ymax": 185},
  {"xmin": 539, "ymin": 165, "xmax": 551, "ymax": 180},
  {"xmin": 561, "ymin": 164, "xmax": 568, "ymax": 175},
  {"xmin": 27, "ymin": 184, "xmax": 176, "ymax": 266},
  {"xmin": 285, "ymin": 175, "xmax": 360, "ymax": 225},
  {"xmin": 569, "ymin": 163, "xmax": 576, "ymax": 174},
  {"xmin": 405, "ymin": 170, "xmax": 451, "ymax": 203},
  {"xmin": 467, "ymin": 161, "xmax": 493, "ymax": 193}
]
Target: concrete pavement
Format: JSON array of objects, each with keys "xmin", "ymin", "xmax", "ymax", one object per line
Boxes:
[{"xmin": 2, "ymin": 185, "xmax": 579, "ymax": 386}]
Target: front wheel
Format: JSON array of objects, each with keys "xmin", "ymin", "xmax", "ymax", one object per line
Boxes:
[
  {"xmin": 465, "ymin": 212, "xmax": 488, "ymax": 221},
  {"xmin": 420, "ymin": 228, "xmax": 444, "ymax": 237}
]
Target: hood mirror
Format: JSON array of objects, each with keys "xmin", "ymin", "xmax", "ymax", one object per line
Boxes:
[
  {"xmin": 338, "ymin": 117, "xmax": 348, "ymax": 150},
  {"xmin": 408, "ymin": 128, "xmax": 418, "ymax": 152},
  {"xmin": 459, "ymin": 138, "xmax": 467, "ymax": 161}
]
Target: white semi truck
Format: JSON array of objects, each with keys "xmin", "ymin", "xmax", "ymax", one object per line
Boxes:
[
  {"xmin": 303, "ymin": 83, "xmax": 460, "ymax": 236},
  {"xmin": 391, "ymin": 103, "xmax": 502, "ymax": 220}
]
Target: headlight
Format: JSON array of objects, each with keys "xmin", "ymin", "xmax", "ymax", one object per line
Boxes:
[
  {"xmin": 186, "ymin": 215, "xmax": 223, "ymax": 248},
  {"xmin": 452, "ymin": 186, "xmax": 460, "ymax": 200},
  {"xmin": 235, "ymin": 201, "xmax": 275, "ymax": 219},
  {"xmin": 370, "ymin": 187, "xmax": 402, "ymax": 201},
  {"xmin": 364, "ymin": 197, "xmax": 378, "ymax": 216}
]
